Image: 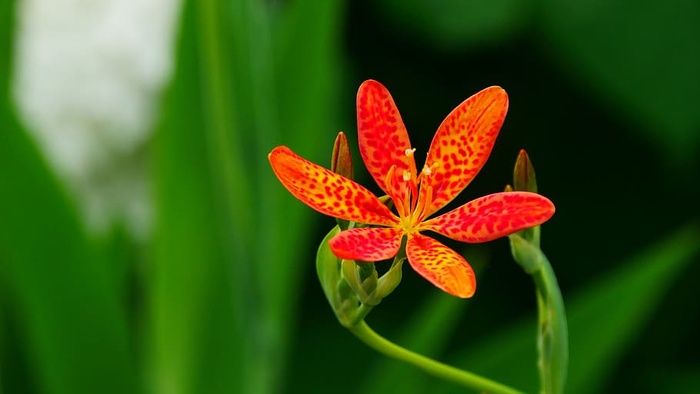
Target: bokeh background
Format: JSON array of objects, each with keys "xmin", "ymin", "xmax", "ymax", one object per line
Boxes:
[{"xmin": 1, "ymin": 0, "xmax": 699, "ymax": 393}]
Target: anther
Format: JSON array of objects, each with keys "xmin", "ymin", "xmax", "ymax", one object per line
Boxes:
[
  {"xmin": 402, "ymin": 170, "xmax": 411, "ymax": 181},
  {"xmin": 404, "ymin": 148, "xmax": 416, "ymax": 157},
  {"xmin": 422, "ymin": 165, "xmax": 432, "ymax": 176}
]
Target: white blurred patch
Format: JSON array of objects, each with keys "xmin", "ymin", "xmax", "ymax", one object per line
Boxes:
[{"xmin": 13, "ymin": 0, "xmax": 182, "ymax": 241}]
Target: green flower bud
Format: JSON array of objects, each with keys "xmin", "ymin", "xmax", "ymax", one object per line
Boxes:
[
  {"xmin": 331, "ymin": 132, "xmax": 355, "ymax": 230},
  {"xmin": 374, "ymin": 257, "xmax": 404, "ymax": 300},
  {"xmin": 509, "ymin": 233, "xmax": 543, "ymax": 274},
  {"xmin": 339, "ymin": 254, "xmax": 404, "ymax": 307},
  {"xmin": 342, "ymin": 259, "xmax": 380, "ymax": 306},
  {"xmin": 331, "ymin": 131, "xmax": 354, "ymax": 180},
  {"xmin": 513, "ymin": 149, "xmax": 537, "ymax": 193},
  {"xmin": 511, "ymin": 149, "xmax": 541, "ymax": 246},
  {"xmin": 316, "ymin": 226, "xmax": 360, "ymax": 326}
]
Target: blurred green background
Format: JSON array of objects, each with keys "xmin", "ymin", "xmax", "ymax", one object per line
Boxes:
[{"xmin": 1, "ymin": 0, "xmax": 699, "ymax": 393}]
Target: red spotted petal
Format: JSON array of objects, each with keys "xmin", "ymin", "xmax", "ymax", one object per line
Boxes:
[
  {"xmin": 357, "ymin": 80, "xmax": 417, "ymax": 195},
  {"xmin": 421, "ymin": 86, "xmax": 509, "ymax": 217},
  {"xmin": 422, "ymin": 192, "xmax": 555, "ymax": 243},
  {"xmin": 405, "ymin": 233, "xmax": 476, "ymax": 298},
  {"xmin": 269, "ymin": 146, "xmax": 399, "ymax": 226},
  {"xmin": 329, "ymin": 227, "xmax": 404, "ymax": 262}
]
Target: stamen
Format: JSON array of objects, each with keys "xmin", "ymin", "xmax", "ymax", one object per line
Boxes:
[
  {"xmin": 402, "ymin": 170, "xmax": 411, "ymax": 182},
  {"xmin": 384, "ymin": 165, "xmax": 396, "ymax": 193},
  {"xmin": 404, "ymin": 148, "xmax": 416, "ymax": 157},
  {"xmin": 385, "ymin": 165, "xmax": 409, "ymax": 218},
  {"xmin": 422, "ymin": 164, "xmax": 432, "ymax": 176},
  {"xmin": 408, "ymin": 177, "xmax": 419, "ymax": 215},
  {"xmin": 415, "ymin": 184, "xmax": 434, "ymax": 223}
]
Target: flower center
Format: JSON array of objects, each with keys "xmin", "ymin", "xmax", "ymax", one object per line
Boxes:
[{"xmin": 390, "ymin": 156, "xmax": 437, "ymax": 233}]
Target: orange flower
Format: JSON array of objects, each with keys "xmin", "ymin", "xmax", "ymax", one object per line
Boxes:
[{"xmin": 269, "ymin": 80, "xmax": 555, "ymax": 298}]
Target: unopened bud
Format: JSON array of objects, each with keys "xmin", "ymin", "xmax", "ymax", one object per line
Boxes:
[
  {"xmin": 341, "ymin": 257, "xmax": 404, "ymax": 307},
  {"xmin": 331, "ymin": 132, "xmax": 354, "ymax": 180},
  {"xmin": 374, "ymin": 257, "xmax": 404, "ymax": 300},
  {"xmin": 316, "ymin": 226, "xmax": 360, "ymax": 326},
  {"xmin": 513, "ymin": 149, "xmax": 538, "ymax": 193},
  {"xmin": 509, "ymin": 234, "xmax": 543, "ymax": 274},
  {"xmin": 331, "ymin": 132, "xmax": 355, "ymax": 230},
  {"xmin": 342, "ymin": 259, "xmax": 380, "ymax": 305},
  {"xmin": 511, "ymin": 149, "xmax": 541, "ymax": 246}
]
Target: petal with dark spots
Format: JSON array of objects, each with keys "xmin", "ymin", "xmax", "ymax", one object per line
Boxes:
[
  {"xmin": 406, "ymin": 233, "xmax": 476, "ymax": 298},
  {"xmin": 422, "ymin": 192, "xmax": 555, "ymax": 243},
  {"xmin": 269, "ymin": 146, "xmax": 398, "ymax": 226}
]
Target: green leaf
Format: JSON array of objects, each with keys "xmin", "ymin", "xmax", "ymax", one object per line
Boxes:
[
  {"xmin": 375, "ymin": 0, "xmax": 533, "ymax": 50},
  {"xmin": 147, "ymin": 1, "xmax": 249, "ymax": 393},
  {"xmin": 644, "ymin": 367, "xmax": 700, "ymax": 394},
  {"xmin": 148, "ymin": 1, "xmax": 347, "ymax": 393},
  {"xmin": 565, "ymin": 225, "xmax": 699, "ymax": 393},
  {"xmin": 541, "ymin": 0, "xmax": 700, "ymax": 159},
  {"xmin": 0, "ymin": 1, "xmax": 135, "ymax": 393},
  {"xmin": 440, "ymin": 224, "xmax": 700, "ymax": 394}
]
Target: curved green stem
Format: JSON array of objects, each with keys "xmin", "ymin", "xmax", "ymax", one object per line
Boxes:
[
  {"xmin": 348, "ymin": 320, "xmax": 525, "ymax": 394},
  {"xmin": 509, "ymin": 234, "xmax": 568, "ymax": 394},
  {"xmin": 531, "ymin": 251, "xmax": 568, "ymax": 394},
  {"xmin": 348, "ymin": 303, "xmax": 373, "ymax": 326}
]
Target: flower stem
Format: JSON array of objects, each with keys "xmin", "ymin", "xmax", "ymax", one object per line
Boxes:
[
  {"xmin": 531, "ymin": 251, "xmax": 568, "ymax": 394},
  {"xmin": 509, "ymin": 234, "xmax": 568, "ymax": 394},
  {"xmin": 348, "ymin": 303, "xmax": 374, "ymax": 326},
  {"xmin": 348, "ymin": 320, "xmax": 525, "ymax": 394}
]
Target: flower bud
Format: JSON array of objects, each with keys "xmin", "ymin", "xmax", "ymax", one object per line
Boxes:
[
  {"xmin": 374, "ymin": 257, "xmax": 404, "ymax": 301},
  {"xmin": 513, "ymin": 149, "xmax": 538, "ymax": 193},
  {"xmin": 316, "ymin": 226, "xmax": 360, "ymax": 326},
  {"xmin": 511, "ymin": 149, "xmax": 541, "ymax": 246},
  {"xmin": 509, "ymin": 233, "xmax": 543, "ymax": 274},
  {"xmin": 341, "ymin": 258, "xmax": 404, "ymax": 307},
  {"xmin": 331, "ymin": 131, "xmax": 354, "ymax": 180},
  {"xmin": 342, "ymin": 259, "xmax": 380, "ymax": 306},
  {"xmin": 331, "ymin": 132, "xmax": 354, "ymax": 230}
]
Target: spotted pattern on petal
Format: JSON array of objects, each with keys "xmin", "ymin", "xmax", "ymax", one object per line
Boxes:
[
  {"xmin": 329, "ymin": 227, "xmax": 404, "ymax": 262},
  {"xmin": 269, "ymin": 146, "xmax": 398, "ymax": 226},
  {"xmin": 405, "ymin": 233, "xmax": 476, "ymax": 298},
  {"xmin": 422, "ymin": 86, "xmax": 508, "ymax": 217},
  {"xmin": 423, "ymin": 192, "xmax": 555, "ymax": 243},
  {"xmin": 357, "ymin": 80, "xmax": 417, "ymax": 194}
]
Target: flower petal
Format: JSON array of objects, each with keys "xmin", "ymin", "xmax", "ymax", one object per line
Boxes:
[
  {"xmin": 329, "ymin": 227, "xmax": 403, "ymax": 262},
  {"xmin": 422, "ymin": 192, "xmax": 555, "ymax": 243},
  {"xmin": 357, "ymin": 79, "xmax": 417, "ymax": 195},
  {"xmin": 405, "ymin": 233, "xmax": 476, "ymax": 298},
  {"xmin": 421, "ymin": 86, "xmax": 509, "ymax": 217},
  {"xmin": 269, "ymin": 146, "xmax": 399, "ymax": 226}
]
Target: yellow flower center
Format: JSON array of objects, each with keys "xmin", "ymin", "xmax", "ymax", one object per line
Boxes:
[{"xmin": 392, "ymin": 161, "xmax": 437, "ymax": 234}]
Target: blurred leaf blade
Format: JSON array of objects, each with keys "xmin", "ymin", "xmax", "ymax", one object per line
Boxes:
[
  {"xmin": 147, "ymin": 0, "xmax": 249, "ymax": 393},
  {"xmin": 374, "ymin": 0, "xmax": 532, "ymax": 50},
  {"xmin": 1, "ymin": 3, "xmax": 135, "ymax": 394},
  {"xmin": 147, "ymin": 0, "xmax": 351, "ymax": 392},
  {"xmin": 565, "ymin": 224, "xmax": 700, "ymax": 393},
  {"xmin": 258, "ymin": 0, "xmax": 347, "ymax": 384},
  {"xmin": 541, "ymin": 0, "xmax": 700, "ymax": 159},
  {"xmin": 0, "ymin": 118, "xmax": 137, "ymax": 394},
  {"xmin": 437, "ymin": 224, "xmax": 700, "ymax": 394}
]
